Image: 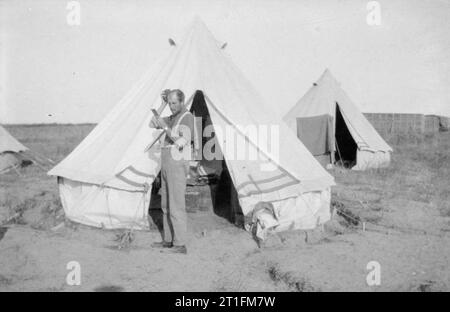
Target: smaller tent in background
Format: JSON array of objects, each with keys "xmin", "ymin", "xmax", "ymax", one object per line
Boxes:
[
  {"xmin": 0, "ymin": 125, "xmax": 33, "ymax": 173},
  {"xmin": 283, "ymin": 69, "xmax": 392, "ymax": 171}
]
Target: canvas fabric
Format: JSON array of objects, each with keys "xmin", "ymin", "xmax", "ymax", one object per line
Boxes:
[{"xmin": 49, "ymin": 19, "xmax": 335, "ymax": 230}]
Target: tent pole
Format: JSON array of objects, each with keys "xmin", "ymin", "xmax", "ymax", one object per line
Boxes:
[{"xmin": 335, "ymin": 140, "xmax": 344, "ymax": 166}]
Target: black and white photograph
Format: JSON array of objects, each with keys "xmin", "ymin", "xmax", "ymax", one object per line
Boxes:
[{"xmin": 1, "ymin": 0, "xmax": 449, "ymax": 297}]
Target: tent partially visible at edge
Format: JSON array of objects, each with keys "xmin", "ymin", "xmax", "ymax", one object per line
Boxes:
[
  {"xmin": 0, "ymin": 125, "xmax": 33, "ymax": 173},
  {"xmin": 48, "ymin": 19, "xmax": 336, "ymax": 232},
  {"xmin": 283, "ymin": 69, "xmax": 393, "ymax": 171}
]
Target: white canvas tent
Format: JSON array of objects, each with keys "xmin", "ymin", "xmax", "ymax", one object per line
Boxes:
[
  {"xmin": 48, "ymin": 19, "xmax": 335, "ymax": 232},
  {"xmin": 283, "ymin": 69, "xmax": 392, "ymax": 171},
  {"xmin": 0, "ymin": 125, "xmax": 32, "ymax": 173}
]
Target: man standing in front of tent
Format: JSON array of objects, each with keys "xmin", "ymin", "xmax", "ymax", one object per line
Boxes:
[{"xmin": 149, "ymin": 89, "xmax": 194, "ymax": 254}]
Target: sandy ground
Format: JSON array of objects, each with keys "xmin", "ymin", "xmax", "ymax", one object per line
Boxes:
[{"xmin": 1, "ymin": 125, "xmax": 449, "ymax": 292}]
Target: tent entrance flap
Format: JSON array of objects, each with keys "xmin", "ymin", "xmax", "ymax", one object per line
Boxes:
[
  {"xmin": 296, "ymin": 114, "xmax": 334, "ymax": 165},
  {"xmin": 335, "ymin": 103, "xmax": 357, "ymax": 167}
]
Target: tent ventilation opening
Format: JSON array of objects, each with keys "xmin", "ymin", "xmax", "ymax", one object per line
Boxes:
[{"xmin": 335, "ymin": 104, "xmax": 357, "ymax": 168}]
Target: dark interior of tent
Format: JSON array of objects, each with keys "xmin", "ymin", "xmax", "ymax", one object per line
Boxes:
[
  {"xmin": 148, "ymin": 90, "xmax": 243, "ymax": 230},
  {"xmin": 335, "ymin": 103, "xmax": 357, "ymax": 167}
]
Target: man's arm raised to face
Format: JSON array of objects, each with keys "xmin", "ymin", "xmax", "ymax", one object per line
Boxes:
[{"xmin": 149, "ymin": 89, "xmax": 171, "ymax": 128}]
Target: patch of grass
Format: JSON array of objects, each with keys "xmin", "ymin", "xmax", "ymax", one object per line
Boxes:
[
  {"xmin": 113, "ymin": 230, "xmax": 135, "ymax": 250},
  {"xmin": 386, "ymin": 132, "xmax": 427, "ymax": 147},
  {"xmin": 28, "ymin": 193, "xmax": 65, "ymax": 230},
  {"xmin": 42, "ymin": 195, "xmax": 64, "ymax": 219},
  {"xmin": 332, "ymin": 200, "xmax": 360, "ymax": 227},
  {"xmin": 268, "ymin": 264, "xmax": 318, "ymax": 292},
  {"xmin": 2, "ymin": 198, "xmax": 38, "ymax": 225},
  {"xmin": 333, "ymin": 132, "xmax": 450, "ymax": 226},
  {"xmin": 1, "ymin": 190, "xmax": 64, "ymax": 228},
  {"xmin": 0, "ymin": 274, "xmax": 13, "ymax": 287}
]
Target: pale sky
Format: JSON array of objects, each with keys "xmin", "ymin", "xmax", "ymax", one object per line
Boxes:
[{"xmin": 1, "ymin": 0, "xmax": 449, "ymax": 124}]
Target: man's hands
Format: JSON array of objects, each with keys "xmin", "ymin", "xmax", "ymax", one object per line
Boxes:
[
  {"xmin": 149, "ymin": 89, "xmax": 171, "ymax": 130},
  {"xmin": 161, "ymin": 89, "xmax": 171, "ymax": 103}
]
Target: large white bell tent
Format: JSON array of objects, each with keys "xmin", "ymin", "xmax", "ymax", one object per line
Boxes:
[
  {"xmin": 283, "ymin": 69, "xmax": 392, "ymax": 171},
  {"xmin": 48, "ymin": 19, "xmax": 335, "ymax": 233}
]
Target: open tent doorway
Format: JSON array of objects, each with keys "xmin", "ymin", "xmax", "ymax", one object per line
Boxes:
[
  {"xmin": 335, "ymin": 104, "xmax": 357, "ymax": 168},
  {"xmin": 189, "ymin": 90, "xmax": 243, "ymax": 225}
]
